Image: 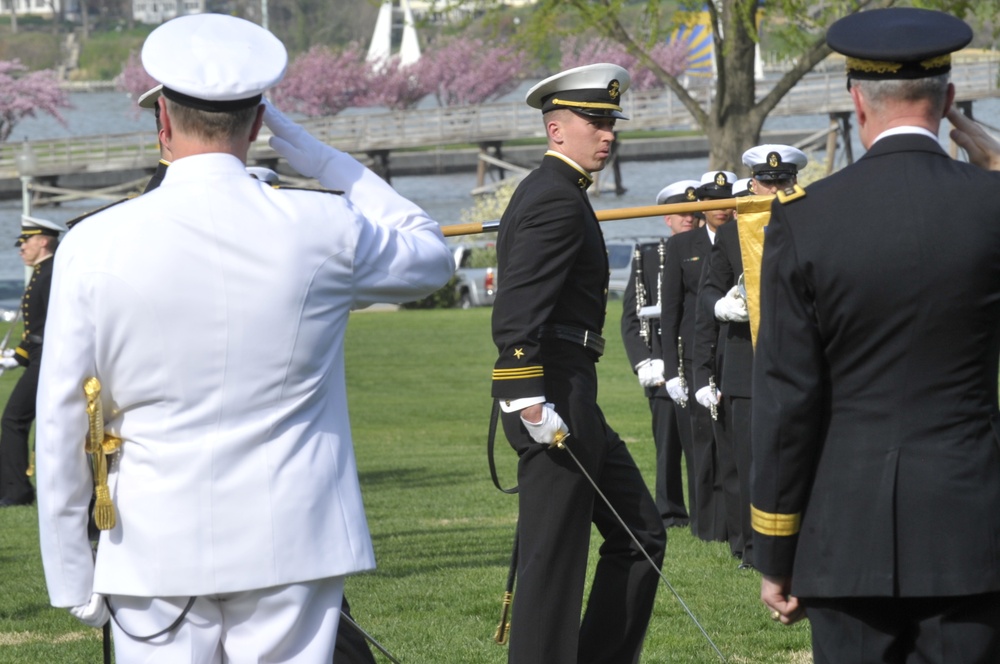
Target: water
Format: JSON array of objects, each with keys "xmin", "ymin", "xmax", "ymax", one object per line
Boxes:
[{"xmin": 3, "ymin": 90, "xmax": 999, "ymax": 279}]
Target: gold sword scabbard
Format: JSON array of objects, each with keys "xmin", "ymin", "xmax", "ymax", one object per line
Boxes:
[
  {"xmin": 84, "ymin": 377, "xmax": 121, "ymax": 531},
  {"xmin": 494, "ymin": 591, "xmax": 512, "ymax": 645}
]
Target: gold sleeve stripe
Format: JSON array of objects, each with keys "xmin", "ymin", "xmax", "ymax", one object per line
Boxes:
[
  {"xmin": 492, "ymin": 367, "xmax": 544, "ymax": 380},
  {"xmin": 751, "ymin": 505, "xmax": 801, "ymax": 537},
  {"xmin": 15, "ymin": 347, "xmax": 28, "ymax": 359}
]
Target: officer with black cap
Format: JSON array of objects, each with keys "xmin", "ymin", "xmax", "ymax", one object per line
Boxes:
[
  {"xmin": 0, "ymin": 215, "xmax": 64, "ymax": 507},
  {"xmin": 660, "ymin": 170, "xmax": 735, "ymax": 543},
  {"xmin": 751, "ymin": 8, "xmax": 1000, "ymax": 662},
  {"xmin": 490, "ymin": 63, "xmax": 665, "ymax": 663},
  {"xmin": 36, "ymin": 13, "xmax": 453, "ymax": 663}
]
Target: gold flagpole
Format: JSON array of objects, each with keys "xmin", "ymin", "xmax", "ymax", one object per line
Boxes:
[{"xmin": 441, "ymin": 197, "xmax": 759, "ymax": 238}]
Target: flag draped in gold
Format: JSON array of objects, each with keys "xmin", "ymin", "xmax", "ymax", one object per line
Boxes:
[{"xmin": 735, "ymin": 195, "xmax": 774, "ymax": 348}]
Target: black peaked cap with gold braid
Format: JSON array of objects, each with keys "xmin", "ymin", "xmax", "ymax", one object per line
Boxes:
[{"xmin": 827, "ymin": 8, "xmax": 972, "ymax": 82}]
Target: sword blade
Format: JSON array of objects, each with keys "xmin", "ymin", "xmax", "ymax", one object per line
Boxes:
[
  {"xmin": 554, "ymin": 436, "xmax": 728, "ymax": 663},
  {"xmin": 340, "ymin": 610, "xmax": 403, "ymax": 664}
]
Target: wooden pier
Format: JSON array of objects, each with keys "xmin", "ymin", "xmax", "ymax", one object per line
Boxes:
[{"xmin": 1, "ymin": 56, "xmax": 998, "ymax": 206}]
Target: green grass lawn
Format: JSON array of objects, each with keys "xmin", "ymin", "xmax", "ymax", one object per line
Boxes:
[{"xmin": 0, "ymin": 307, "xmax": 812, "ymax": 662}]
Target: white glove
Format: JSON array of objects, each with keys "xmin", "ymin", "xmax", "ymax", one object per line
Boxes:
[
  {"xmin": 714, "ymin": 285, "xmax": 749, "ymax": 322},
  {"xmin": 520, "ymin": 403, "xmax": 570, "ymax": 446},
  {"xmin": 69, "ymin": 593, "xmax": 109, "ymax": 628},
  {"xmin": 695, "ymin": 385, "xmax": 721, "ymax": 409},
  {"xmin": 2, "ymin": 348, "xmax": 14, "ymax": 358},
  {"xmin": 665, "ymin": 376, "xmax": 688, "ymax": 405},
  {"xmin": 262, "ymin": 100, "xmax": 336, "ymax": 180},
  {"xmin": 0, "ymin": 356, "xmax": 19, "ymax": 370},
  {"xmin": 636, "ymin": 359, "xmax": 666, "ymax": 388}
]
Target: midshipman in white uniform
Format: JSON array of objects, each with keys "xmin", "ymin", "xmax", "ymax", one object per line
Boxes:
[{"xmin": 36, "ymin": 13, "xmax": 454, "ymax": 663}]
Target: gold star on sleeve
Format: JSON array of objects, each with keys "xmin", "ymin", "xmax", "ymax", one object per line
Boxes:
[{"xmin": 513, "ymin": 348, "xmax": 524, "ymax": 359}]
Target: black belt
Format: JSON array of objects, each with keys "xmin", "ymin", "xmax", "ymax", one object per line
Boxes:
[{"xmin": 537, "ymin": 324, "xmax": 605, "ymax": 357}]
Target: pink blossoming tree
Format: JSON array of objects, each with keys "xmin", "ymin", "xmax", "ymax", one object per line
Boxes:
[{"xmin": 0, "ymin": 60, "xmax": 72, "ymax": 143}]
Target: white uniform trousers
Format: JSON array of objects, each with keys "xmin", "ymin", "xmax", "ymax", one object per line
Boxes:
[{"xmin": 109, "ymin": 576, "xmax": 345, "ymax": 663}]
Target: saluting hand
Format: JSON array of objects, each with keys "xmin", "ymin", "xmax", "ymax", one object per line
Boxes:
[
  {"xmin": 948, "ymin": 108, "xmax": 1000, "ymax": 171},
  {"xmin": 262, "ymin": 100, "xmax": 334, "ymax": 180}
]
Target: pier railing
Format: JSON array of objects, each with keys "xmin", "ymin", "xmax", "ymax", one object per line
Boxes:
[{"xmin": 1, "ymin": 57, "xmax": 998, "ymax": 180}]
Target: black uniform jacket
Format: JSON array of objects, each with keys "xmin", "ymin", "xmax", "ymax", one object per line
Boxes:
[
  {"xmin": 660, "ymin": 225, "xmax": 712, "ymax": 380},
  {"xmin": 491, "ymin": 154, "xmax": 608, "ymax": 400},
  {"xmin": 751, "ymin": 133, "xmax": 1000, "ymax": 598},
  {"xmin": 622, "ymin": 239, "xmax": 668, "ymax": 398},
  {"xmin": 696, "ymin": 220, "xmax": 753, "ymax": 397},
  {"xmin": 14, "ymin": 257, "xmax": 53, "ymax": 367}
]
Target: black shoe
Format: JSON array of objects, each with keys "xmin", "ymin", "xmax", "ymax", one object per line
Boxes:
[
  {"xmin": 737, "ymin": 561, "xmax": 756, "ymax": 571},
  {"xmin": 664, "ymin": 518, "xmax": 690, "ymax": 529}
]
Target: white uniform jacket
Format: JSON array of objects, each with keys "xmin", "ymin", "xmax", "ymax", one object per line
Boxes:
[{"xmin": 37, "ymin": 152, "xmax": 455, "ymax": 607}]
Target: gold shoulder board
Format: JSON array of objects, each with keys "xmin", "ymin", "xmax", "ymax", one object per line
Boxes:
[
  {"xmin": 66, "ymin": 197, "xmax": 135, "ymax": 231},
  {"xmin": 776, "ymin": 184, "xmax": 806, "ymax": 205}
]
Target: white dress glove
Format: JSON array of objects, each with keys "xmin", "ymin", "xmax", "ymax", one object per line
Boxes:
[
  {"xmin": 695, "ymin": 385, "xmax": 721, "ymax": 409},
  {"xmin": 636, "ymin": 359, "xmax": 666, "ymax": 388},
  {"xmin": 69, "ymin": 593, "xmax": 109, "ymax": 628},
  {"xmin": 520, "ymin": 403, "xmax": 569, "ymax": 446},
  {"xmin": 2, "ymin": 348, "xmax": 14, "ymax": 358},
  {"xmin": 0, "ymin": 356, "xmax": 19, "ymax": 370},
  {"xmin": 262, "ymin": 100, "xmax": 336, "ymax": 180},
  {"xmin": 714, "ymin": 285, "xmax": 749, "ymax": 322},
  {"xmin": 665, "ymin": 376, "xmax": 688, "ymax": 405}
]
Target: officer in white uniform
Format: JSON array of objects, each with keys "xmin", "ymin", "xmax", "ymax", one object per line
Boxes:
[{"xmin": 36, "ymin": 14, "xmax": 454, "ymax": 663}]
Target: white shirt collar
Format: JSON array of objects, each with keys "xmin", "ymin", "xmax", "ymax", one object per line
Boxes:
[
  {"xmin": 707, "ymin": 227, "xmax": 716, "ymax": 245},
  {"xmin": 871, "ymin": 125, "xmax": 939, "ymax": 146}
]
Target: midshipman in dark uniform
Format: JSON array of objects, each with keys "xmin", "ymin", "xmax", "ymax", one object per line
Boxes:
[
  {"xmin": 752, "ymin": 8, "xmax": 1000, "ymax": 662},
  {"xmin": 0, "ymin": 215, "xmax": 64, "ymax": 507},
  {"xmin": 660, "ymin": 170, "xmax": 735, "ymax": 543},
  {"xmin": 491, "ymin": 63, "xmax": 665, "ymax": 664},
  {"xmin": 621, "ymin": 179, "xmax": 700, "ymax": 531}
]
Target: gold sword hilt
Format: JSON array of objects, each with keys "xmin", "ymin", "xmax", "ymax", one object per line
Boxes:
[{"xmin": 493, "ymin": 591, "xmax": 513, "ymax": 644}]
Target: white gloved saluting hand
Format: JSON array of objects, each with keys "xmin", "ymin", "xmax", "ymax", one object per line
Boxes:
[
  {"xmin": 262, "ymin": 100, "xmax": 335, "ymax": 181},
  {"xmin": 636, "ymin": 358, "xmax": 666, "ymax": 388},
  {"xmin": 665, "ymin": 376, "xmax": 688, "ymax": 405},
  {"xmin": 695, "ymin": 385, "xmax": 721, "ymax": 409},
  {"xmin": 69, "ymin": 593, "xmax": 109, "ymax": 628},
  {"xmin": 714, "ymin": 284, "xmax": 749, "ymax": 322},
  {"xmin": 521, "ymin": 403, "xmax": 570, "ymax": 446}
]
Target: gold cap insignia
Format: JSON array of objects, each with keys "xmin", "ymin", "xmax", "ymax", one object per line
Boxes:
[
  {"xmin": 715, "ymin": 172, "xmax": 728, "ymax": 187},
  {"xmin": 685, "ymin": 187, "xmax": 696, "ymax": 201},
  {"xmin": 608, "ymin": 79, "xmax": 620, "ymax": 100},
  {"xmin": 768, "ymin": 152, "xmax": 780, "ymax": 168}
]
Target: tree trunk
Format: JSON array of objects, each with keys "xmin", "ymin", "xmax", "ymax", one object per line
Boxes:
[
  {"xmin": 9, "ymin": 0, "xmax": 18, "ymax": 34},
  {"xmin": 705, "ymin": 0, "xmax": 767, "ymax": 171}
]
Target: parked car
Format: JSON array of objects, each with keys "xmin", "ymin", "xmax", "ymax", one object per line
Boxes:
[
  {"xmin": 0, "ymin": 278, "xmax": 22, "ymax": 323},
  {"xmin": 452, "ymin": 243, "xmax": 498, "ymax": 308},
  {"xmin": 606, "ymin": 237, "xmax": 669, "ymax": 300}
]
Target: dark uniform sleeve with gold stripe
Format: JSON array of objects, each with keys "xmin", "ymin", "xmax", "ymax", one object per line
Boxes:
[
  {"xmin": 14, "ymin": 258, "xmax": 53, "ymax": 367},
  {"xmin": 750, "ymin": 199, "xmax": 824, "ymax": 578},
  {"xmin": 491, "ymin": 168, "xmax": 588, "ymax": 401}
]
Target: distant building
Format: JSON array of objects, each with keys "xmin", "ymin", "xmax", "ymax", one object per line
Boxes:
[
  {"xmin": 132, "ymin": 0, "xmax": 205, "ymax": 25},
  {"xmin": 408, "ymin": 0, "xmax": 535, "ymax": 23},
  {"xmin": 2, "ymin": 0, "xmax": 78, "ymax": 18}
]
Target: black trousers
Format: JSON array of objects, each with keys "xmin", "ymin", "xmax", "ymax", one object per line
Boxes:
[
  {"xmin": 648, "ymin": 395, "xmax": 690, "ymax": 528},
  {"xmin": 334, "ymin": 596, "xmax": 377, "ymax": 664},
  {"xmin": 712, "ymin": 397, "xmax": 741, "ymax": 557},
  {"xmin": 678, "ymin": 361, "xmax": 726, "ymax": 543},
  {"xmin": 0, "ymin": 359, "xmax": 39, "ymax": 504},
  {"xmin": 501, "ymin": 343, "xmax": 665, "ymax": 664},
  {"xmin": 804, "ymin": 592, "xmax": 1000, "ymax": 664},
  {"xmin": 728, "ymin": 396, "xmax": 753, "ymax": 565}
]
